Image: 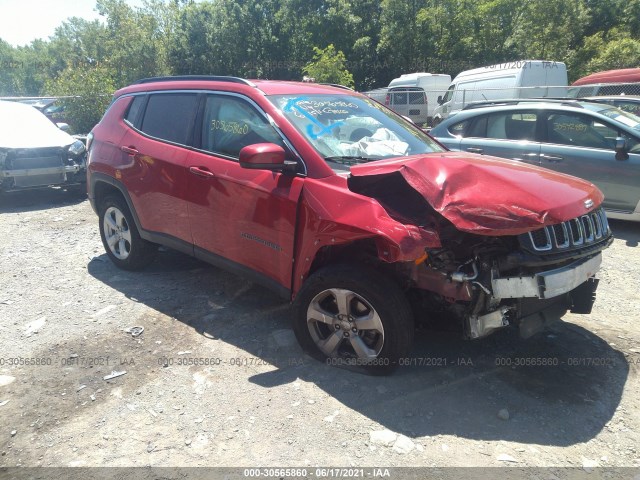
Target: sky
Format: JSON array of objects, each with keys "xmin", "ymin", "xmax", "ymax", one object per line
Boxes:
[{"xmin": 0, "ymin": 0, "xmax": 144, "ymax": 47}]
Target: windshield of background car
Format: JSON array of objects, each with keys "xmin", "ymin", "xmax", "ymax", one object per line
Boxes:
[
  {"xmin": 582, "ymin": 104, "xmax": 640, "ymax": 132},
  {"xmin": 268, "ymin": 94, "xmax": 445, "ymax": 166}
]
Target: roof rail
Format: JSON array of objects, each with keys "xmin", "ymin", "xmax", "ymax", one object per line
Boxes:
[
  {"xmin": 134, "ymin": 76, "xmax": 256, "ymax": 87},
  {"xmin": 462, "ymin": 98, "xmax": 585, "ymax": 110},
  {"xmin": 318, "ymin": 83, "xmax": 354, "ymax": 91}
]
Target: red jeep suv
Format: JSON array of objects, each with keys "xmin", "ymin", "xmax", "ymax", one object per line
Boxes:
[{"xmin": 87, "ymin": 76, "xmax": 612, "ymax": 373}]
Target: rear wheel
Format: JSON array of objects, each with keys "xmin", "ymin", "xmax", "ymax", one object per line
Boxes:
[
  {"xmin": 98, "ymin": 195, "xmax": 156, "ymax": 270},
  {"xmin": 292, "ymin": 264, "xmax": 414, "ymax": 375}
]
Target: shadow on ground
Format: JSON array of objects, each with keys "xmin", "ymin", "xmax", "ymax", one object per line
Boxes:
[
  {"xmin": 87, "ymin": 247, "xmax": 628, "ymax": 447},
  {"xmin": 0, "ymin": 184, "xmax": 87, "ymax": 213},
  {"xmin": 609, "ymin": 219, "xmax": 640, "ymax": 247}
]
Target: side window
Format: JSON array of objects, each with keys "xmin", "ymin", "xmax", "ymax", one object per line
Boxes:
[
  {"xmin": 504, "ymin": 112, "xmax": 538, "ymax": 140},
  {"xmin": 480, "ymin": 112, "xmax": 537, "ymax": 140},
  {"xmin": 124, "ymin": 95, "xmax": 145, "ymax": 127},
  {"xmin": 140, "ymin": 93, "xmax": 198, "ymax": 145},
  {"xmin": 408, "ymin": 90, "xmax": 426, "ymax": 105},
  {"xmin": 390, "ymin": 91, "xmax": 408, "ymax": 105},
  {"xmin": 442, "ymin": 85, "xmax": 455, "ymax": 104},
  {"xmin": 615, "ymin": 101, "xmax": 640, "ymax": 116},
  {"xmin": 448, "ymin": 120, "xmax": 469, "ymax": 136},
  {"xmin": 466, "ymin": 115, "xmax": 487, "ymax": 137},
  {"xmin": 201, "ymin": 95, "xmax": 285, "ymax": 158},
  {"xmin": 546, "ymin": 113, "xmax": 617, "ymax": 149}
]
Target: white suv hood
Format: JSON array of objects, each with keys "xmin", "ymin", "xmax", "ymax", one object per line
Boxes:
[{"xmin": 0, "ymin": 100, "xmax": 74, "ymax": 149}]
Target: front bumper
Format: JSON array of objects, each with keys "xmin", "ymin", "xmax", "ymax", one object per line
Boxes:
[{"xmin": 491, "ymin": 254, "xmax": 602, "ymax": 300}]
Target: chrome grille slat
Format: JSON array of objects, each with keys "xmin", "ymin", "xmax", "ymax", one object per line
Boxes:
[
  {"xmin": 524, "ymin": 207, "xmax": 609, "ymax": 252},
  {"xmin": 582, "ymin": 215, "xmax": 594, "ymax": 242},
  {"xmin": 568, "ymin": 218, "xmax": 584, "ymax": 245},
  {"xmin": 552, "ymin": 223, "xmax": 570, "ymax": 248}
]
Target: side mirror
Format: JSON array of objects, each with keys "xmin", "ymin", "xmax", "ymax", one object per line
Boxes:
[
  {"xmin": 239, "ymin": 143, "xmax": 297, "ymax": 172},
  {"xmin": 615, "ymin": 137, "xmax": 629, "ymax": 161},
  {"xmin": 57, "ymin": 122, "xmax": 71, "ymax": 132},
  {"xmin": 402, "ymin": 115, "xmax": 415, "ymax": 124},
  {"xmin": 437, "ymin": 95, "xmax": 443, "ymax": 105}
]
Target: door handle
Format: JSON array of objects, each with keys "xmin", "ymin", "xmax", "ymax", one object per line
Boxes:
[
  {"xmin": 120, "ymin": 146, "xmax": 139, "ymax": 155},
  {"xmin": 542, "ymin": 154, "xmax": 563, "ymax": 162},
  {"xmin": 467, "ymin": 147, "xmax": 484, "ymax": 154},
  {"xmin": 189, "ymin": 166, "xmax": 215, "ymax": 178}
]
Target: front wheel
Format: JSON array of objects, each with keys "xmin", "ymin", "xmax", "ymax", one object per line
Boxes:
[
  {"xmin": 292, "ymin": 264, "xmax": 414, "ymax": 375},
  {"xmin": 98, "ymin": 195, "xmax": 157, "ymax": 270}
]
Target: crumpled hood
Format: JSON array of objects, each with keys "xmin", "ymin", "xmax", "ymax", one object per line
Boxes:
[{"xmin": 349, "ymin": 152, "xmax": 604, "ymax": 235}]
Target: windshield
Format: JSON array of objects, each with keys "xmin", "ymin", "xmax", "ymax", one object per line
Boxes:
[
  {"xmin": 583, "ymin": 104, "xmax": 640, "ymax": 131},
  {"xmin": 268, "ymin": 94, "xmax": 445, "ymax": 166}
]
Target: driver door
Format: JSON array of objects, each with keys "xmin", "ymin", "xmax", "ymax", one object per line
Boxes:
[{"xmin": 184, "ymin": 93, "xmax": 304, "ymax": 293}]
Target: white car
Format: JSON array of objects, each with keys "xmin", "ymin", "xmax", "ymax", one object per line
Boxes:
[{"xmin": 0, "ymin": 100, "xmax": 86, "ymax": 192}]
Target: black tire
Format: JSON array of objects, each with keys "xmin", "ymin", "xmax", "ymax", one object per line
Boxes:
[
  {"xmin": 292, "ymin": 264, "xmax": 414, "ymax": 375},
  {"xmin": 98, "ymin": 194, "xmax": 157, "ymax": 270}
]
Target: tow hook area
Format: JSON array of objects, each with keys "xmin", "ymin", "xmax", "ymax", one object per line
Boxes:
[{"xmin": 468, "ymin": 306, "xmax": 511, "ymax": 339}]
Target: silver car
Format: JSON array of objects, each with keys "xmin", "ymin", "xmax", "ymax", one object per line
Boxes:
[{"xmin": 430, "ymin": 99, "xmax": 640, "ymax": 221}]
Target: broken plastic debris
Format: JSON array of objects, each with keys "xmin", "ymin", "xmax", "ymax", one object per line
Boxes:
[
  {"xmin": 0, "ymin": 400, "xmax": 9, "ymax": 407},
  {"xmin": 77, "ymin": 385, "xmax": 87, "ymax": 392},
  {"xmin": 123, "ymin": 326, "xmax": 144, "ymax": 337},
  {"xmin": 103, "ymin": 371, "xmax": 127, "ymax": 381}
]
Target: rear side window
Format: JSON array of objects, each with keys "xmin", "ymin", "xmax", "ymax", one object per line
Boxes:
[
  {"xmin": 124, "ymin": 95, "xmax": 145, "ymax": 127},
  {"xmin": 140, "ymin": 93, "xmax": 198, "ymax": 145},
  {"xmin": 462, "ymin": 112, "xmax": 538, "ymax": 140},
  {"xmin": 200, "ymin": 95, "xmax": 284, "ymax": 158}
]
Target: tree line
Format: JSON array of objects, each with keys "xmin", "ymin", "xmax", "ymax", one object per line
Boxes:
[{"xmin": 1, "ymin": 0, "xmax": 639, "ymax": 132}]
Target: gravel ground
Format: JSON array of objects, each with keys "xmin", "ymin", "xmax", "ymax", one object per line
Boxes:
[{"xmin": 0, "ymin": 187, "xmax": 639, "ymax": 473}]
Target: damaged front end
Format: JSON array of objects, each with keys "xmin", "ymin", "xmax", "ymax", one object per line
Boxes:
[
  {"xmin": 347, "ymin": 153, "xmax": 613, "ymax": 339},
  {"xmin": 398, "ymin": 208, "xmax": 611, "ymax": 339},
  {"xmin": 0, "ymin": 141, "xmax": 86, "ymax": 192}
]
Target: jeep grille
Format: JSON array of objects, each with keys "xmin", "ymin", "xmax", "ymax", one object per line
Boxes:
[{"xmin": 523, "ymin": 208, "xmax": 609, "ymax": 253}]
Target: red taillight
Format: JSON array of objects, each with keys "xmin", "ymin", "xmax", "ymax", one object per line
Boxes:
[{"xmin": 385, "ymin": 94, "xmax": 390, "ymax": 105}]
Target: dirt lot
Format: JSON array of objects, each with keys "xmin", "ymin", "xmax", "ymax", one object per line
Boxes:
[{"xmin": 1, "ymin": 187, "xmax": 640, "ymax": 474}]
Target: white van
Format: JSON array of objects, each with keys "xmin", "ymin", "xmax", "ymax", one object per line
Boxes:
[
  {"xmin": 432, "ymin": 60, "xmax": 568, "ymax": 125},
  {"xmin": 387, "ymin": 73, "xmax": 451, "ymax": 126}
]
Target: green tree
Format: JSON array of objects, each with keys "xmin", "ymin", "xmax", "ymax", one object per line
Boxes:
[
  {"xmin": 302, "ymin": 44, "xmax": 355, "ymax": 88},
  {"xmin": 587, "ymin": 37, "xmax": 640, "ymax": 72},
  {"xmin": 45, "ymin": 66, "xmax": 115, "ymax": 134}
]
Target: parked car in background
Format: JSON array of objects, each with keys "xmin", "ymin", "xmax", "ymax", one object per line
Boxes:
[
  {"xmin": 0, "ymin": 100, "xmax": 86, "ymax": 192},
  {"xmin": 568, "ymin": 68, "xmax": 640, "ymax": 97},
  {"xmin": 432, "ymin": 60, "xmax": 568, "ymax": 126},
  {"xmin": 87, "ymin": 76, "xmax": 611, "ymax": 374},
  {"xmin": 583, "ymin": 96, "xmax": 640, "ymax": 116},
  {"xmin": 430, "ymin": 99, "xmax": 640, "ymax": 221}
]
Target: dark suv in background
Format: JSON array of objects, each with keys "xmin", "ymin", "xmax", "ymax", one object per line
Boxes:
[{"xmin": 87, "ymin": 77, "xmax": 612, "ymax": 373}]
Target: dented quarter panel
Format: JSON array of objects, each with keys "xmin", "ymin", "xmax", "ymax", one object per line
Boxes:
[
  {"xmin": 292, "ymin": 175, "xmax": 441, "ymax": 295},
  {"xmin": 350, "ymin": 152, "xmax": 604, "ymax": 235}
]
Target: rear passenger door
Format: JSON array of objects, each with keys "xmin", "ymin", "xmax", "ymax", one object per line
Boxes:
[
  {"xmin": 455, "ymin": 111, "xmax": 542, "ymax": 165},
  {"xmin": 185, "ymin": 93, "xmax": 305, "ymax": 293},
  {"xmin": 121, "ymin": 92, "xmax": 198, "ymax": 242}
]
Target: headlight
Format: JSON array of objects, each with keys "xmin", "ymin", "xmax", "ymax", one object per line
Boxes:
[{"xmin": 68, "ymin": 140, "xmax": 86, "ymax": 157}]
